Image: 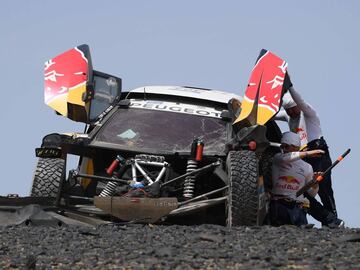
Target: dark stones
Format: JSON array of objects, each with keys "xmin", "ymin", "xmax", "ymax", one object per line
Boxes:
[{"xmin": 0, "ymin": 225, "xmax": 359, "ymax": 269}]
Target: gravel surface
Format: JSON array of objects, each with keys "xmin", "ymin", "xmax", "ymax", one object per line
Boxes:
[{"xmin": 0, "ymin": 224, "xmax": 360, "ymax": 270}]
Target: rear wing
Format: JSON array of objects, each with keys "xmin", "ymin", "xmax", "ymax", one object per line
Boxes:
[
  {"xmin": 234, "ymin": 49, "xmax": 291, "ymax": 129},
  {"xmin": 44, "ymin": 44, "xmax": 121, "ymax": 123}
]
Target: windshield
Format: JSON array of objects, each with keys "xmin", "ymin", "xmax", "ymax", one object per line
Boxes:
[{"xmin": 94, "ymin": 107, "xmax": 227, "ymax": 155}]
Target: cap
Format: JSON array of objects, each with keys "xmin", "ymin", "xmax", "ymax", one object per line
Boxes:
[
  {"xmin": 281, "ymin": 131, "xmax": 301, "ymax": 147},
  {"xmin": 282, "ymin": 92, "xmax": 297, "ymax": 109}
]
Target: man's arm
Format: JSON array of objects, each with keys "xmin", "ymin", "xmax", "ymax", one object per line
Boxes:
[
  {"xmin": 288, "ymin": 86, "xmax": 317, "ymax": 117},
  {"xmin": 299, "ymin": 149, "xmax": 325, "ymax": 159},
  {"xmin": 273, "ymin": 152, "xmax": 301, "ymax": 164},
  {"xmin": 274, "ymin": 150, "xmax": 324, "ymax": 165}
]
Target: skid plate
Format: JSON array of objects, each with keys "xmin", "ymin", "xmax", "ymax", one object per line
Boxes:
[{"xmin": 94, "ymin": 196, "xmax": 178, "ymax": 223}]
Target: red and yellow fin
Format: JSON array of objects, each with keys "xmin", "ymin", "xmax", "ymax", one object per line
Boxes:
[
  {"xmin": 234, "ymin": 49, "xmax": 289, "ymax": 126},
  {"xmin": 44, "ymin": 44, "xmax": 93, "ymax": 123}
]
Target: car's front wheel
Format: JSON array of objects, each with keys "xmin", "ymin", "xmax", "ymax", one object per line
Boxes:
[
  {"xmin": 226, "ymin": 150, "xmax": 259, "ymax": 227},
  {"xmin": 30, "ymin": 157, "xmax": 65, "ymax": 197}
]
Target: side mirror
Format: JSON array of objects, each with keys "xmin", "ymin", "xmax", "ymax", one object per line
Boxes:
[{"xmin": 88, "ymin": 71, "xmax": 122, "ymax": 122}]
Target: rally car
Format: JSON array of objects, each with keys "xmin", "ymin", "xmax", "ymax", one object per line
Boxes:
[{"xmin": 31, "ymin": 45, "xmax": 290, "ymax": 226}]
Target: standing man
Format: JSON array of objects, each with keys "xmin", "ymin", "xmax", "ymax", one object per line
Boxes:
[
  {"xmin": 276, "ymin": 86, "xmax": 344, "ymax": 228},
  {"xmin": 270, "ymin": 131, "xmax": 321, "ymax": 226}
]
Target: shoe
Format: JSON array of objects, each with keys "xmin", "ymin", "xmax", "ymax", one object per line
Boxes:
[{"xmin": 325, "ymin": 218, "xmax": 345, "ymax": 229}]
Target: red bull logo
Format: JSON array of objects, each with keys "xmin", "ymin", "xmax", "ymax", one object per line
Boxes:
[
  {"xmin": 293, "ymin": 127, "xmax": 307, "ymax": 141},
  {"xmin": 44, "ymin": 47, "xmax": 88, "ymax": 104},
  {"xmin": 279, "ymin": 175, "xmax": 300, "ymax": 185},
  {"xmin": 294, "ymin": 128, "xmax": 304, "ymax": 133}
]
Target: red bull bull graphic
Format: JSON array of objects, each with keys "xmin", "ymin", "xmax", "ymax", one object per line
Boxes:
[
  {"xmin": 234, "ymin": 49, "xmax": 290, "ymax": 126},
  {"xmin": 44, "ymin": 44, "xmax": 92, "ymax": 122},
  {"xmin": 279, "ymin": 175, "xmax": 300, "ymax": 185},
  {"xmin": 276, "ymin": 175, "xmax": 301, "ymax": 191}
]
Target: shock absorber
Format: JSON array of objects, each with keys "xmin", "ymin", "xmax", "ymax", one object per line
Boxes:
[
  {"xmin": 99, "ymin": 155, "xmax": 126, "ymax": 197},
  {"xmin": 183, "ymin": 139, "xmax": 204, "ymax": 199},
  {"xmin": 183, "ymin": 159, "xmax": 198, "ymax": 199}
]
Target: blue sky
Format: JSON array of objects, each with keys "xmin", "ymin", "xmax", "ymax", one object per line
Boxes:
[{"xmin": 1, "ymin": 1, "xmax": 359, "ymax": 227}]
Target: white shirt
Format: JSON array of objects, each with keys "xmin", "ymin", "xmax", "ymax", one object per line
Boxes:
[
  {"xmin": 276, "ymin": 87, "xmax": 323, "ymax": 147},
  {"xmin": 271, "ymin": 152, "xmax": 317, "ymax": 202}
]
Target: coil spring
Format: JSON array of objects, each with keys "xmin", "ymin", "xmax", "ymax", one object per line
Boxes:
[
  {"xmin": 183, "ymin": 159, "xmax": 198, "ymax": 198},
  {"xmin": 99, "ymin": 180, "xmax": 118, "ymax": 197}
]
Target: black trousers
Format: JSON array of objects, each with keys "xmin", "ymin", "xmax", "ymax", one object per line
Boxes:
[
  {"xmin": 305, "ymin": 193, "xmax": 337, "ymax": 225},
  {"xmin": 269, "ymin": 200, "xmax": 308, "ymax": 227},
  {"xmin": 304, "ymin": 138, "xmax": 338, "ymax": 224},
  {"xmin": 305, "ymin": 146, "xmax": 337, "ymax": 216}
]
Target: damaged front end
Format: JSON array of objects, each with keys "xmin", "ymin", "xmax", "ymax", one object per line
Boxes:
[{"xmin": 15, "ymin": 46, "xmax": 291, "ymax": 227}]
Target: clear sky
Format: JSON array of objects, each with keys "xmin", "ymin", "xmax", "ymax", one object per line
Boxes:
[{"xmin": 1, "ymin": 0, "xmax": 359, "ymax": 227}]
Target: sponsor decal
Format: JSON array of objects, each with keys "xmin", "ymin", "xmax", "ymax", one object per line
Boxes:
[
  {"xmin": 279, "ymin": 175, "xmax": 300, "ymax": 185},
  {"xmin": 257, "ymin": 59, "xmax": 287, "ymax": 114},
  {"xmin": 235, "ymin": 49, "xmax": 288, "ymax": 125},
  {"xmin": 244, "ymin": 52, "xmax": 287, "ymax": 113},
  {"xmin": 129, "ymin": 100, "xmax": 223, "ymax": 118},
  {"xmin": 44, "ymin": 47, "xmax": 88, "ymax": 104},
  {"xmin": 293, "ymin": 127, "xmax": 307, "ymax": 141},
  {"xmin": 276, "ymin": 175, "xmax": 300, "ymax": 191}
]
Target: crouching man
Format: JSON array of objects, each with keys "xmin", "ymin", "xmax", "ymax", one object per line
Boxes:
[{"xmin": 270, "ymin": 131, "xmax": 324, "ymax": 226}]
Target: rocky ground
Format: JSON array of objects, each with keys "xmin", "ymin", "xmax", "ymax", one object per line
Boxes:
[{"xmin": 0, "ymin": 224, "xmax": 360, "ymax": 269}]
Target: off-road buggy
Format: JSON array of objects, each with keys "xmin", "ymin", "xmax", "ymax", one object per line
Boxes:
[{"xmin": 32, "ymin": 45, "xmax": 290, "ymax": 227}]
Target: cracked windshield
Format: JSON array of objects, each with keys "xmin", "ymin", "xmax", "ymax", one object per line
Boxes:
[{"xmin": 95, "ymin": 103, "xmax": 227, "ymax": 154}]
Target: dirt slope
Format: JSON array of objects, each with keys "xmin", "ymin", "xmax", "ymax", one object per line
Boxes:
[{"xmin": 1, "ymin": 224, "xmax": 359, "ymax": 269}]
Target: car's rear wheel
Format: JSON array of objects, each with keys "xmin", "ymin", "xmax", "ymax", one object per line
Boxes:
[
  {"xmin": 30, "ymin": 158, "xmax": 65, "ymax": 197},
  {"xmin": 226, "ymin": 150, "xmax": 259, "ymax": 227}
]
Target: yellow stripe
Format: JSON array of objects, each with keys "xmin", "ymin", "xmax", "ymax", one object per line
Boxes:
[
  {"xmin": 68, "ymin": 83, "xmax": 87, "ymax": 106},
  {"xmin": 47, "ymin": 94, "xmax": 68, "ymax": 116},
  {"xmin": 233, "ymin": 99, "xmax": 254, "ymax": 125},
  {"xmin": 80, "ymin": 158, "xmax": 94, "ymax": 189},
  {"xmin": 256, "ymin": 106, "xmax": 274, "ymax": 125}
]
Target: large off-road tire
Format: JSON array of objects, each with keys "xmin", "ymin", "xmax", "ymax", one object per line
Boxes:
[
  {"xmin": 31, "ymin": 158, "xmax": 65, "ymax": 197},
  {"xmin": 258, "ymin": 149, "xmax": 277, "ymax": 191},
  {"xmin": 226, "ymin": 150, "xmax": 259, "ymax": 227}
]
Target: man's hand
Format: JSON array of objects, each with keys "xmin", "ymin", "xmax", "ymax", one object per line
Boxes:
[
  {"xmin": 313, "ymin": 172, "xmax": 323, "ymax": 185},
  {"xmin": 307, "ymin": 174, "xmax": 320, "ymax": 196}
]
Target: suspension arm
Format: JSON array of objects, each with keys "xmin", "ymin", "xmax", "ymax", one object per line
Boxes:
[
  {"xmin": 161, "ymin": 160, "xmax": 221, "ymax": 188},
  {"xmin": 74, "ymin": 173, "xmax": 130, "ymax": 185}
]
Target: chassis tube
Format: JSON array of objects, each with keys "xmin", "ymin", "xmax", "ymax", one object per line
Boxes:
[
  {"xmin": 178, "ymin": 185, "xmax": 229, "ymax": 206},
  {"xmin": 75, "ymin": 173, "xmax": 130, "ymax": 184},
  {"xmin": 161, "ymin": 160, "xmax": 221, "ymax": 187}
]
